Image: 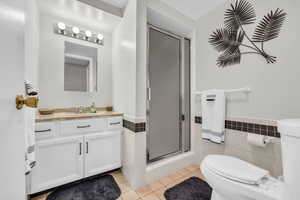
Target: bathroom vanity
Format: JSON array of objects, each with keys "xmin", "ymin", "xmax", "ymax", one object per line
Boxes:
[
  {"xmin": 30, "ymin": 112, "xmax": 123, "ymax": 194},
  {"xmin": 31, "ymin": 6, "xmax": 124, "ymax": 194}
]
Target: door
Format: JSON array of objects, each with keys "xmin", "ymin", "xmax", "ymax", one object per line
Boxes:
[
  {"xmin": 0, "ymin": 1, "xmax": 27, "ymax": 199},
  {"xmin": 147, "ymin": 27, "xmax": 182, "ymax": 161},
  {"xmin": 85, "ymin": 131, "xmax": 121, "ymax": 177},
  {"xmin": 31, "ymin": 137, "xmax": 84, "ymax": 193}
]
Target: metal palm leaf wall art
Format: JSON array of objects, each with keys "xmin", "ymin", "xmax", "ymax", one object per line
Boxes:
[{"xmin": 209, "ymin": 0, "xmax": 287, "ymax": 67}]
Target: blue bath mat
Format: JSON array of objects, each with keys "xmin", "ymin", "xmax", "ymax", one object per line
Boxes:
[
  {"xmin": 164, "ymin": 177, "xmax": 212, "ymax": 200},
  {"xmin": 46, "ymin": 174, "xmax": 121, "ymax": 200}
]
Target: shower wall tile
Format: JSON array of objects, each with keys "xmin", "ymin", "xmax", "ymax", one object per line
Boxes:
[{"xmin": 123, "ymin": 119, "xmax": 146, "ymax": 132}]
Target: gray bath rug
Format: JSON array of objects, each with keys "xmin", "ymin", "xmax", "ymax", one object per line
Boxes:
[
  {"xmin": 164, "ymin": 177, "xmax": 212, "ymax": 200},
  {"xmin": 46, "ymin": 174, "xmax": 121, "ymax": 200}
]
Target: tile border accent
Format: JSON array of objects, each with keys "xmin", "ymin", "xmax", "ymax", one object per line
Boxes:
[
  {"xmin": 123, "ymin": 119, "xmax": 146, "ymax": 133},
  {"xmin": 195, "ymin": 116, "xmax": 280, "ymax": 138}
]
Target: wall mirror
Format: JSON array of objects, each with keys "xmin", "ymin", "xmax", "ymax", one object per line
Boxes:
[{"xmin": 64, "ymin": 41, "xmax": 98, "ymax": 92}]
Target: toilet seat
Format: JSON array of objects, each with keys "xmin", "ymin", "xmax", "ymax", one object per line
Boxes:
[
  {"xmin": 203, "ymin": 155, "xmax": 269, "ymax": 185},
  {"xmin": 201, "ymin": 155, "xmax": 283, "ymax": 200}
]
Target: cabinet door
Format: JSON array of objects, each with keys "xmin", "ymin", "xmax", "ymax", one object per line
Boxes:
[
  {"xmin": 31, "ymin": 136, "xmax": 84, "ymax": 194},
  {"xmin": 85, "ymin": 131, "xmax": 121, "ymax": 177}
]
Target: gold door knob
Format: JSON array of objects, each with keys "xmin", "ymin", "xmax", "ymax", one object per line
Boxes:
[{"xmin": 16, "ymin": 95, "xmax": 39, "ymax": 110}]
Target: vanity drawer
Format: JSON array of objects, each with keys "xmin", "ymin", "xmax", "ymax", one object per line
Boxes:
[
  {"xmin": 35, "ymin": 122, "xmax": 56, "ymax": 140},
  {"xmin": 60, "ymin": 118, "xmax": 106, "ymax": 136},
  {"xmin": 107, "ymin": 117, "xmax": 123, "ymax": 130}
]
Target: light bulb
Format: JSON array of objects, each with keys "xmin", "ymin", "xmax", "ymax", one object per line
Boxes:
[
  {"xmin": 72, "ymin": 26, "xmax": 80, "ymax": 34},
  {"xmin": 85, "ymin": 30, "xmax": 92, "ymax": 38},
  {"xmin": 97, "ymin": 33, "xmax": 104, "ymax": 40},
  {"xmin": 57, "ymin": 22, "xmax": 66, "ymax": 30}
]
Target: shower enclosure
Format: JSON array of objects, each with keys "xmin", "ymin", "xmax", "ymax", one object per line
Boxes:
[{"xmin": 147, "ymin": 25, "xmax": 191, "ymax": 163}]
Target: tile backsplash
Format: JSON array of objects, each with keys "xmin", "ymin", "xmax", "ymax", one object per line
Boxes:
[
  {"xmin": 195, "ymin": 116, "xmax": 280, "ymax": 138},
  {"xmin": 194, "ymin": 116, "xmax": 283, "ymax": 177}
]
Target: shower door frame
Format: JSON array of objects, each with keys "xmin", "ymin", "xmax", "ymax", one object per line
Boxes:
[{"xmin": 146, "ymin": 24, "xmax": 191, "ymax": 163}]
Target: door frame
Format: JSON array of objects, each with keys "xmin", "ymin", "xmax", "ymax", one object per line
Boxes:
[{"xmin": 146, "ymin": 24, "xmax": 191, "ymax": 163}]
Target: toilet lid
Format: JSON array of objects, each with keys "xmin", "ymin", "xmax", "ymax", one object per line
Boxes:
[{"xmin": 203, "ymin": 155, "xmax": 269, "ymax": 185}]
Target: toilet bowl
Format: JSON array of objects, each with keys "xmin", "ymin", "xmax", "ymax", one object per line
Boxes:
[
  {"xmin": 201, "ymin": 155, "xmax": 282, "ymax": 200},
  {"xmin": 200, "ymin": 119, "xmax": 300, "ymax": 200}
]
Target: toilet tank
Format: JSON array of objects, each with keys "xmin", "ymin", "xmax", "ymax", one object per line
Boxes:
[{"xmin": 278, "ymin": 119, "xmax": 300, "ymax": 200}]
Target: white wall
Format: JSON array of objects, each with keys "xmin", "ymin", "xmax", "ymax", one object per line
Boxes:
[
  {"xmin": 195, "ymin": 0, "xmax": 300, "ymax": 120},
  {"xmin": 25, "ymin": 0, "xmax": 39, "ymax": 86},
  {"xmin": 135, "ymin": 0, "xmax": 147, "ymax": 118},
  {"xmin": 38, "ymin": 14, "xmax": 113, "ymax": 108},
  {"xmin": 112, "ymin": 0, "xmax": 147, "ymax": 189},
  {"xmin": 112, "ymin": 0, "xmax": 147, "ymax": 119},
  {"xmin": 112, "ymin": 0, "xmax": 137, "ymax": 117},
  {"xmin": 194, "ymin": 0, "xmax": 300, "ymax": 175}
]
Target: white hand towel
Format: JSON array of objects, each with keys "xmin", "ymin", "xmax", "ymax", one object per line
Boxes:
[{"xmin": 201, "ymin": 89, "xmax": 226, "ymax": 143}]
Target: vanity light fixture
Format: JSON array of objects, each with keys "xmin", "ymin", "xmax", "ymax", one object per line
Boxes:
[
  {"xmin": 72, "ymin": 26, "xmax": 80, "ymax": 37},
  {"xmin": 54, "ymin": 22, "xmax": 104, "ymax": 46},
  {"xmin": 85, "ymin": 30, "xmax": 92, "ymax": 40},
  {"xmin": 57, "ymin": 22, "xmax": 66, "ymax": 34},
  {"xmin": 97, "ymin": 33, "xmax": 104, "ymax": 40},
  {"xmin": 97, "ymin": 33, "xmax": 104, "ymax": 44}
]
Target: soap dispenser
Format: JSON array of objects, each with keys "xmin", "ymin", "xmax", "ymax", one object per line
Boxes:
[{"xmin": 90, "ymin": 102, "xmax": 97, "ymax": 113}]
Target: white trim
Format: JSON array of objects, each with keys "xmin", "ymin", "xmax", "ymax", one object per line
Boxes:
[
  {"xmin": 146, "ymin": 151, "xmax": 196, "ymax": 184},
  {"xmin": 189, "ymin": 29, "xmax": 197, "ymax": 156},
  {"xmin": 64, "ymin": 53, "xmax": 94, "ymax": 92}
]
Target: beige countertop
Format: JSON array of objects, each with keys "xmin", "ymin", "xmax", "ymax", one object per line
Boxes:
[{"xmin": 36, "ymin": 111, "xmax": 123, "ymax": 122}]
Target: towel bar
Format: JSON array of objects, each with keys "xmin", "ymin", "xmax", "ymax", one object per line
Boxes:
[{"xmin": 194, "ymin": 86, "xmax": 251, "ymax": 95}]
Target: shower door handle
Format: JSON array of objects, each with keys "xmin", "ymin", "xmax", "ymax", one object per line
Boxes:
[
  {"xmin": 181, "ymin": 115, "xmax": 185, "ymax": 121},
  {"xmin": 147, "ymin": 88, "xmax": 151, "ymax": 101}
]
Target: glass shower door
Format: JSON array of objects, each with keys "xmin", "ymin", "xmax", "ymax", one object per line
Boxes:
[{"xmin": 147, "ymin": 27, "xmax": 182, "ymax": 162}]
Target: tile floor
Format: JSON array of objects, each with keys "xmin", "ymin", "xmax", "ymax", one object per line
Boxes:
[{"xmin": 32, "ymin": 164, "xmax": 204, "ymax": 200}]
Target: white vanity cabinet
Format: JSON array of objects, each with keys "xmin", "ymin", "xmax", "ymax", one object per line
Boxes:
[
  {"xmin": 30, "ymin": 116, "xmax": 122, "ymax": 194},
  {"xmin": 85, "ymin": 131, "xmax": 121, "ymax": 177},
  {"xmin": 31, "ymin": 136, "xmax": 84, "ymax": 193}
]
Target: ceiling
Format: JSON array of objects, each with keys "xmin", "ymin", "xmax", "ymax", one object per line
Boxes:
[
  {"xmin": 99, "ymin": 0, "xmax": 226, "ymax": 21},
  {"xmin": 160, "ymin": 0, "xmax": 226, "ymax": 21},
  {"xmin": 38, "ymin": 0, "xmax": 226, "ymax": 33},
  {"xmin": 98, "ymin": 0, "xmax": 225, "ymax": 21}
]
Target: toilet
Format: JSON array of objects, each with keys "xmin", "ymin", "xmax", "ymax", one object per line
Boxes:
[{"xmin": 201, "ymin": 119, "xmax": 300, "ymax": 200}]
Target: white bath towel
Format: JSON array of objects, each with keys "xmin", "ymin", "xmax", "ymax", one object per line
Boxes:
[
  {"xmin": 201, "ymin": 89, "xmax": 226, "ymax": 143},
  {"xmin": 24, "ymin": 81, "xmax": 37, "ymax": 175},
  {"xmin": 25, "ymin": 107, "xmax": 36, "ymax": 175}
]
